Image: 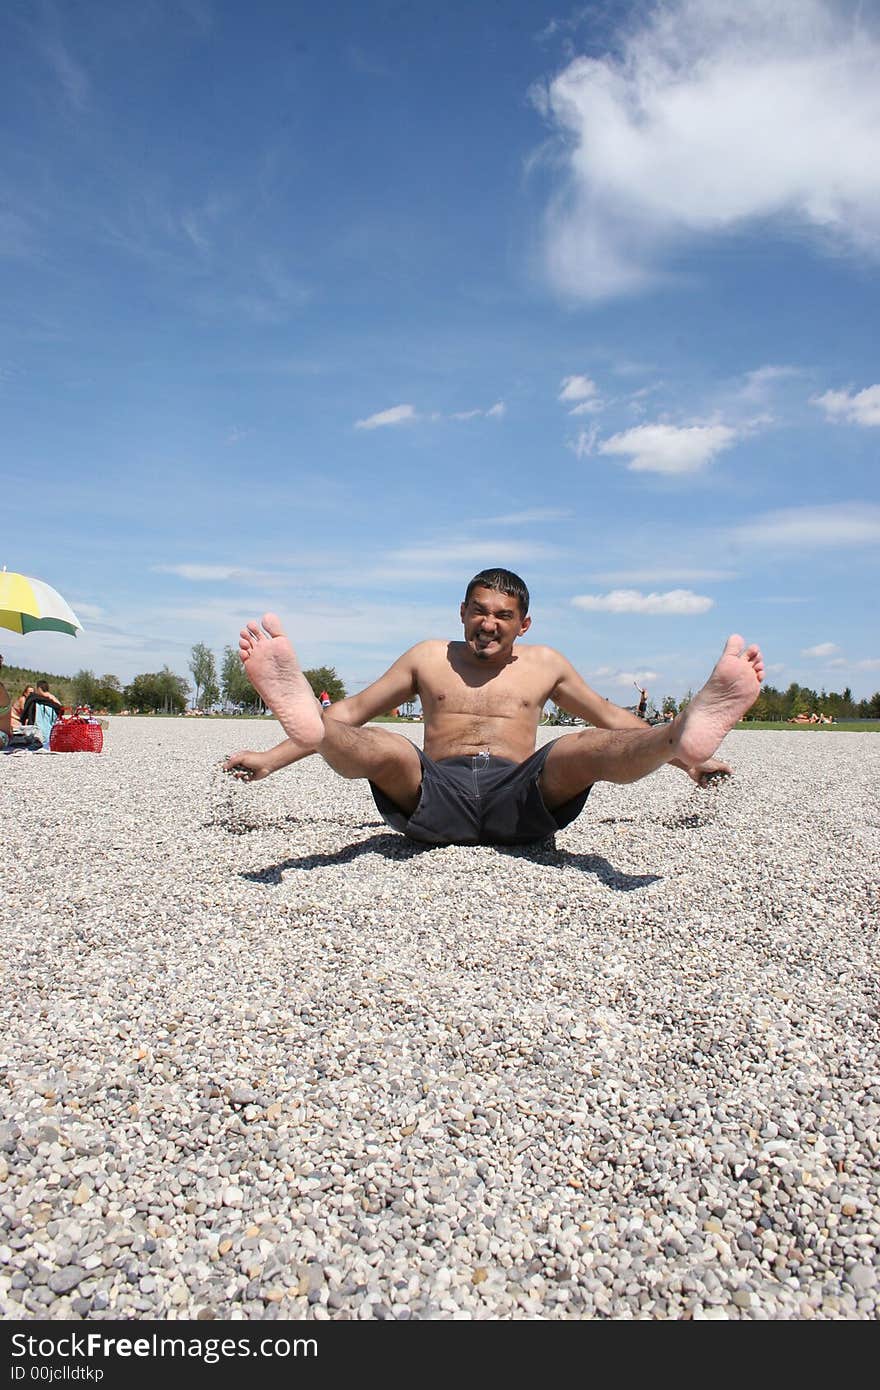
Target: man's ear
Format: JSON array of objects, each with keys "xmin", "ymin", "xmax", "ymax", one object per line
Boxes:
[
  {"xmin": 460, "ymin": 602, "xmax": 467, "ymax": 622},
  {"xmin": 519, "ymin": 615, "xmax": 531, "ymax": 635}
]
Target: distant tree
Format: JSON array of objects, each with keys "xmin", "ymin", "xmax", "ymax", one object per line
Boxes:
[
  {"xmin": 157, "ymin": 666, "xmax": 189, "ymax": 713},
  {"xmin": 189, "ymin": 643, "xmax": 217, "ymax": 709},
  {"xmin": 661, "ymin": 695, "xmax": 677, "ymax": 717},
  {"xmin": 125, "ymin": 667, "xmax": 188, "ymax": 714},
  {"xmin": 303, "ymin": 666, "xmax": 346, "ymax": 704},
  {"xmin": 95, "ymin": 674, "xmax": 124, "ymax": 713},
  {"xmin": 72, "ymin": 669, "xmax": 100, "ymax": 706},
  {"xmin": 220, "ymin": 645, "xmax": 260, "ymax": 709},
  {"xmin": 785, "ymin": 682, "xmax": 810, "ymax": 717}
]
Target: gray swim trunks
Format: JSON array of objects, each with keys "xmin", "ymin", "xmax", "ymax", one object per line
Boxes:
[{"xmin": 370, "ymin": 744, "xmax": 591, "ymax": 846}]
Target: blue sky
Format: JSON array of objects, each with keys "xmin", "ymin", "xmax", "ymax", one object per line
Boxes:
[{"xmin": 2, "ymin": 0, "xmax": 878, "ymax": 705}]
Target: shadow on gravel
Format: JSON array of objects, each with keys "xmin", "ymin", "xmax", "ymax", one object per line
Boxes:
[
  {"xmin": 208, "ymin": 813, "xmax": 386, "ymax": 835},
  {"xmin": 241, "ymin": 834, "xmax": 662, "ymax": 891}
]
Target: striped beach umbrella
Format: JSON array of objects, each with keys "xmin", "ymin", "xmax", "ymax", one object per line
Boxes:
[{"xmin": 0, "ymin": 568, "xmax": 83, "ymax": 637}]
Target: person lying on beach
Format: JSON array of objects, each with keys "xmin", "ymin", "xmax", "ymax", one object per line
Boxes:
[{"xmin": 224, "ymin": 568, "xmax": 764, "ymax": 847}]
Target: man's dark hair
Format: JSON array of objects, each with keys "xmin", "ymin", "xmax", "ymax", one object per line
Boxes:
[
  {"xmin": 464, "ymin": 568, "xmax": 529, "ymax": 617},
  {"xmin": 36, "ymin": 680, "xmax": 50, "ymax": 692}
]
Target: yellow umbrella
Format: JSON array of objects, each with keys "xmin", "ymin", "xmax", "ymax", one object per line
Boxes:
[{"xmin": 0, "ymin": 567, "xmax": 83, "ymax": 637}]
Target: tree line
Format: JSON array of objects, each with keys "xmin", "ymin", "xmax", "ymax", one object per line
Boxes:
[
  {"xmin": 2, "ymin": 647, "xmax": 348, "ymax": 716},
  {"xmin": 548, "ymin": 679, "xmax": 880, "ymax": 726}
]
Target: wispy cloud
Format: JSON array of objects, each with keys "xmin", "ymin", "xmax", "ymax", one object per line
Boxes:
[
  {"xmin": 739, "ymin": 364, "xmax": 803, "ymax": 401},
  {"xmin": 355, "ymin": 404, "xmax": 419, "ymax": 430},
  {"xmin": 593, "ymin": 667, "xmax": 661, "ymax": 687},
  {"xmin": 732, "ymin": 502, "xmax": 880, "ymax": 547},
  {"xmin": 38, "ymin": 34, "xmax": 90, "ymax": 111},
  {"xmin": 488, "ymin": 508, "xmax": 574, "ymax": 525},
  {"xmin": 355, "ymin": 401, "xmax": 506, "ymax": 429},
  {"xmin": 599, "ymin": 423, "xmax": 737, "ymax": 474},
  {"xmin": 375, "ymin": 538, "xmax": 562, "ymax": 581},
  {"xmin": 558, "ymin": 375, "xmax": 603, "ymax": 415},
  {"xmin": 592, "ymin": 567, "xmax": 737, "ymax": 583},
  {"xmin": 572, "ymin": 588, "xmax": 714, "ymax": 614},
  {"xmin": 822, "ymin": 655, "xmax": 880, "ymax": 673},
  {"xmin": 802, "ymin": 642, "xmax": 840, "ymax": 658},
  {"xmin": 568, "ymin": 424, "xmax": 601, "ymax": 460},
  {"xmin": 153, "ymin": 564, "xmax": 287, "ymax": 585},
  {"xmin": 811, "ymin": 384, "xmax": 880, "ymax": 426},
  {"xmin": 534, "ymin": 0, "xmax": 880, "ymax": 299}
]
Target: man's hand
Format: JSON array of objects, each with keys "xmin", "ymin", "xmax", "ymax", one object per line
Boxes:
[
  {"xmin": 223, "ymin": 749, "xmax": 274, "ymax": 782},
  {"xmin": 685, "ymin": 756, "xmax": 732, "ymax": 788}
]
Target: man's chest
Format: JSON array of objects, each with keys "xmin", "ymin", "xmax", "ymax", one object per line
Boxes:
[{"xmin": 416, "ymin": 661, "xmax": 548, "ymax": 718}]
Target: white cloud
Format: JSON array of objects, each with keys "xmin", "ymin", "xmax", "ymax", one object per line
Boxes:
[
  {"xmin": 559, "ymin": 375, "xmax": 604, "ymax": 415},
  {"xmin": 733, "ymin": 502, "xmax": 880, "ymax": 547},
  {"xmin": 599, "ymin": 423, "xmax": 737, "ymax": 473},
  {"xmin": 802, "ymin": 642, "xmax": 840, "ymax": 657},
  {"xmin": 356, "ymin": 401, "xmax": 505, "ymax": 429},
  {"xmin": 559, "ymin": 374, "xmax": 598, "ymax": 402},
  {"xmin": 534, "ymin": 0, "xmax": 880, "ymax": 299},
  {"xmin": 355, "ymin": 403, "xmax": 419, "ymax": 430},
  {"xmin": 604, "ymin": 668, "xmax": 661, "ymax": 687},
  {"xmin": 572, "ymin": 588, "xmax": 714, "ymax": 614},
  {"xmin": 450, "ymin": 401, "xmax": 506, "ymax": 421},
  {"xmin": 740, "ymin": 364, "xmax": 802, "ymax": 400},
  {"xmin": 811, "ymin": 384, "xmax": 880, "ymax": 426}
]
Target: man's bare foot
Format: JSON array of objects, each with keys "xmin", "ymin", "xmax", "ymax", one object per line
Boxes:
[
  {"xmin": 673, "ymin": 635, "xmax": 765, "ymax": 767},
  {"xmin": 238, "ymin": 613, "xmax": 325, "ymax": 751}
]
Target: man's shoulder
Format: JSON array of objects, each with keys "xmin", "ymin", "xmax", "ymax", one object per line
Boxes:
[
  {"xmin": 516, "ymin": 642, "xmax": 567, "ymax": 667},
  {"xmin": 409, "ymin": 638, "xmax": 448, "ymax": 659}
]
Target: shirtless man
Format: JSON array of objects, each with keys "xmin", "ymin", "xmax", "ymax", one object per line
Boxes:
[{"xmin": 224, "ymin": 568, "xmax": 765, "ymax": 847}]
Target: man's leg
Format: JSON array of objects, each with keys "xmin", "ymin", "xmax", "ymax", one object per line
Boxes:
[
  {"xmin": 238, "ymin": 612, "xmax": 422, "ymax": 812},
  {"xmin": 540, "ymin": 634, "xmax": 764, "ymax": 808},
  {"xmin": 319, "ymin": 717, "xmax": 423, "ymax": 814}
]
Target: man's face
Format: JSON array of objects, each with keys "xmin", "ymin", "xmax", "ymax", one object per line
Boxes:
[{"xmin": 460, "ymin": 586, "xmax": 530, "ymax": 662}]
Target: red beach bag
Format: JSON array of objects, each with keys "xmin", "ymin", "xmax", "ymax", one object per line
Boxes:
[{"xmin": 50, "ymin": 717, "xmax": 104, "ymax": 753}]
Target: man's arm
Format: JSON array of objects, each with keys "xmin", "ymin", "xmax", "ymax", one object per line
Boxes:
[
  {"xmin": 550, "ymin": 656, "xmax": 647, "ymax": 731},
  {"xmin": 224, "ymin": 646, "xmax": 421, "ymax": 781},
  {"xmin": 549, "ymin": 653, "xmax": 731, "ymax": 783}
]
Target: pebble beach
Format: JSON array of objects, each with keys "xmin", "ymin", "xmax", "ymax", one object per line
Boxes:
[{"xmin": 2, "ymin": 719, "xmax": 878, "ymax": 1321}]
